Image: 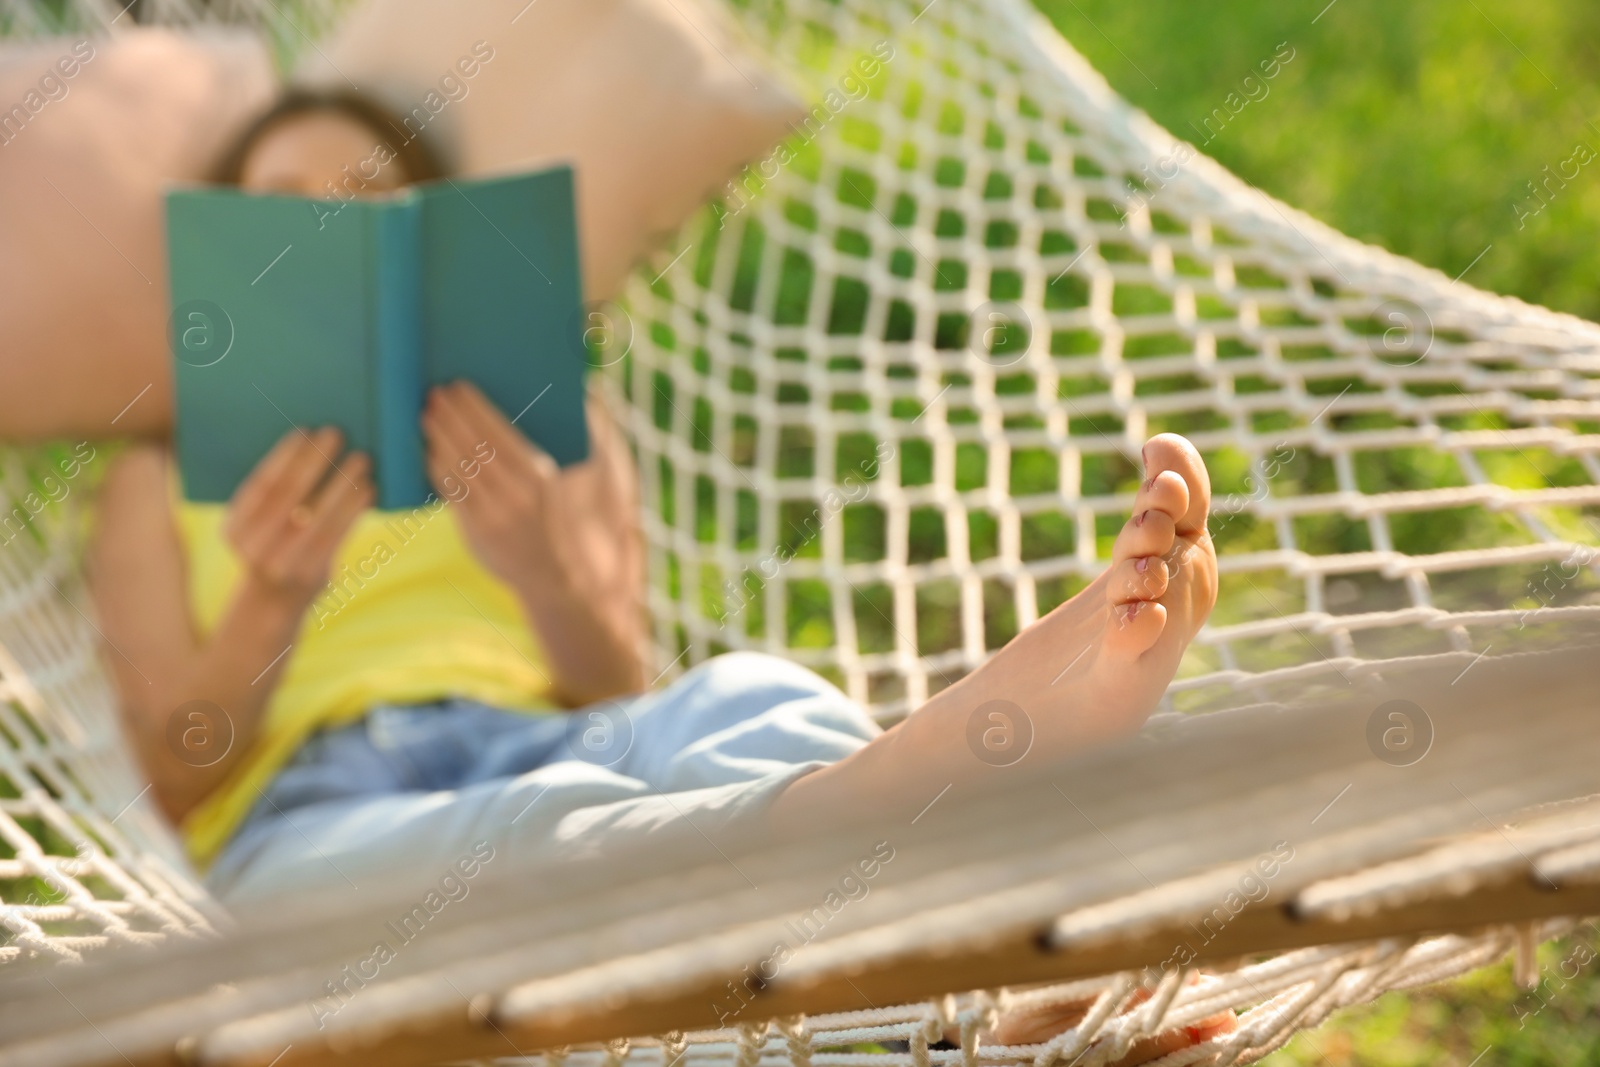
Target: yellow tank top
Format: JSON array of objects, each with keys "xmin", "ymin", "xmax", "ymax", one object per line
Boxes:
[{"xmin": 176, "ymin": 491, "xmax": 554, "ymax": 868}]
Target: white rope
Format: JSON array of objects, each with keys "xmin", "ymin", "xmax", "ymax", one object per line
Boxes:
[{"xmin": 619, "ymin": 0, "xmax": 1600, "ymax": 721}]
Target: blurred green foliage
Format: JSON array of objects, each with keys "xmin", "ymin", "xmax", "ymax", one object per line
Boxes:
[
  {"xmin": 1034, "ymin": 0, "xmax": 1600, "ymax": 321},
  {"xmin": 1266, "ymin": 928, "xmax": 1600, "ymax": 1066}
]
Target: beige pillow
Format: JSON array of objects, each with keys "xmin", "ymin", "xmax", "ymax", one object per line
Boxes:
[
  {"xmin": 0, "ymin": 29, "xmax": 276, "ymax": 439},
  {"xmin": 295, "ymin": 0, "xmax": 802, "ymax": 300}
]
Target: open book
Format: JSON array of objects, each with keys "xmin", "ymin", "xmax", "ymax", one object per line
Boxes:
[{"xmin": 166, "ymin": 166, "xmax": 588, "ymax": 510}]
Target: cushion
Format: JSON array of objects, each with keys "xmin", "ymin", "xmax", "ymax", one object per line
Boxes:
[
  {"xmin": 0, "ymin": 29, "xmax": 276, "ymax": 439},
  {"xmin": 295, "ymin": 0, "xmax": 803, "ymax": 300}
]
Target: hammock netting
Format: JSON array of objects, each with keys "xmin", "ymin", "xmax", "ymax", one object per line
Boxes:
[
  {"xmin": 621, "ymin": 0, "xmax": 1600, "ymax": 715},
  {"xmin": 2, "ymin": 0, "xmax": 1599, "ymax": 1063}
]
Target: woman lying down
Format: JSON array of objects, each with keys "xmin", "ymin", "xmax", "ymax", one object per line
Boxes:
[{"xmin": 88, "ymin": 91, "xmax": 1228, "ymax": 1059}]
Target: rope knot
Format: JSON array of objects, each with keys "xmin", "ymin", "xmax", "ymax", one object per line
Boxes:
[
  {"xmin": 735, "ymin": 1021, "xmax": 770, "ymax": 1067},
  {"xmin": 956, "ymin": 992, "xmax": 1000, "ymax": 1067},
  {"xmin": 602, "ymin": 1037, "xmax": 631, "ymax": 1067},
  {"xmin": 775, "ymin": 1015, "xmax": 813, "ymax": 1067},
  {"xmin": 661, "ymin": 1030, "xmax": 688, "ymax": 1067}
]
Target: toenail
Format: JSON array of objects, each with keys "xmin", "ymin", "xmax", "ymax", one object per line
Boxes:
[
  {"xmin": 1134, "ymin": 510, "xmax": 1147, "ymax": 527},
  {"xmin": 1136, "ymin": 557, "xmax": 1149, "ymax": 572},
  {"xmin": 1125, "ymin": 602, "xmax": 1141, "ymax": 621},
  {"xmin": 1142, "ymin": 476, "xmax": 1155, "ymax": 492}
]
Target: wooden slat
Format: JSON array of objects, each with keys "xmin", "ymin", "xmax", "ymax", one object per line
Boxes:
[
  {"xmin": 49, "ymin": 878, "xmax": 1600, "ymax": 1067},
  {"xmin": 0, "ymin": 644, "xmax": 1595, "ymax": 1067}
]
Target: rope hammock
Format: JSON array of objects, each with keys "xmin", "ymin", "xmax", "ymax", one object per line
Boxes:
[
  {"xmin": 3, "ymin": 646, "xmax": 1599, "ymax": 1066},
  {"xmin": 2, "ymin": 0, "xmax": 1599, "ymax": 1064}
]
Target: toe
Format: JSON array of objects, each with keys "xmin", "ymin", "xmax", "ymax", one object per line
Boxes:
[
  {"xmin": 1112, "ymin": 507, "xmax": 1176, "ymax": 564},
  {"xmin": 1132, "ymin": 469, "xmax": 1189, "ymax": 527},
  {"xmin": 1106, "ymin": 555, "xmax": 1169, "ymax": 605},
  {"xmin": 1102, "ymin": 598, "xmax": 1167, "ymax": 660},
  {"xmin": 1142, "ymin": 433, "xmax": 1211, "ymax": 537},
  {"xmin": 1105, "ymin": 1011, "xmax": 1236, "ymax": 1067}
]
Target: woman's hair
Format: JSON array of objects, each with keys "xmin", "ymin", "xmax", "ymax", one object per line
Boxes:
[{"xmin": 210, "ymin": 89, "xmax": 445, "ymax": 186}]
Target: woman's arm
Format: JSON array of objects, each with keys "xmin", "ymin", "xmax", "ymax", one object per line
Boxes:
[
  {"xmin": 421, "ymin": 383, "xmax": 647, "ymax": 707},
  {"xmin": 87, "ymin": 430, "xmax": 371, "ymax": 823}
]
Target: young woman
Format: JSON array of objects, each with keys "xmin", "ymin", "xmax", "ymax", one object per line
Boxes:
[{"xmin": 89, "ymin": 92, "xmax": 1221, "ymax": 937}]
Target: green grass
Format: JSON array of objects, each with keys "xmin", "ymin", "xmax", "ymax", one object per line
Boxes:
[
  {"xmin": 1033, "ymin": 0, "xmax": 1600, "ymax": 323},
  {"xmin": 1266, "ymin": 928, "xmax": 1600, "ymax": 1066},
  {"xmin": 1028, "ymin": 1, "xmax": 1600, "ymax": 1060}
]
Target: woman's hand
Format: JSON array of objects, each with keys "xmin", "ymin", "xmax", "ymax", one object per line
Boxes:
[
  {"xmin": 224, "ymin": 426, "xmax": 373, "ymax": 609},
  {"xmin": 421, "ymin": 382, "xmax": 646, "ymax": 705},
  {"xmin": 420, "ymin": 382, "xmax": 627, "ymax": 601},
  {"xmin": 420, "ymin": 384, "xmax": 566, "ymax": 594}
]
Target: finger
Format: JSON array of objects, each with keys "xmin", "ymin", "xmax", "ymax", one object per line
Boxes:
[
  {"xmin": 260, "ymin": 426, "xmax": 344, "ymax": 526},
  {"xmin": 230, "ymin": 428, "xmax": 339, "ymax": 560},
  {"xmin": 424, "ymin": 446, "xmax": 455, "ymax": 502},
  {"xmin": 583, "ymin": 387, "xmax": 612, "ymax": 443},
  {"xmin": 430, "ymin": 429, "xmax": 547, "ymax": 521},
  {"xmin": 424, "ymin": 386, "xmax": 495, "ymax": 472},
  {"xmin": 422, "ymin": 398, "xmax": 525, "ymax": 508},
  {"xmin": 442, "ymin": 388, "xmax": 558, "ymax": 494},
  {"xmin": 228, "ymin": 428, "xmax": 313, "ymax": 531},
  {"xmin": 296, "ymin": 451, "xmax": 374, "ymax": 560},
  {"xmin": 585, "ymin": 392, "xmax": 641, "ymax": 521},
  {"xmin": 446, "ymin": 380, "xmax": 527, "ymax": 459},
  {"xmin": 425, "ymin": 443, "xmax": 479, "ymax": 508},
  {"xmin": 582, "ymin": 391, "xmax": 629, "ymax": 482},
  {"xmin": 1105, "ymin": 555, "xmax": 1169, "ymax": 605}
]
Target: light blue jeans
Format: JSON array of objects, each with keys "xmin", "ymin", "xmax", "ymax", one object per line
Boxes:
[{"xmin": 206, "ymin": 652, "xmax": 879, "ymax": 904}]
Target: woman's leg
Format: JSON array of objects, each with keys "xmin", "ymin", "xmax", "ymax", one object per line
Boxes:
[
  {"xmin": 210, "ymin": 656, "xmax": 876, "ymax": 905},
  {"xmin": 766, "ymin": 433, "xmax": 1217, "ymax": 831},
  {"xmin": 592, "ymin": 651, "xmax": 878, "ymax": 792}
]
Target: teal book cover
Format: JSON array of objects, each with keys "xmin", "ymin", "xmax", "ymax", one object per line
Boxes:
[{"xmin": 166, "ymin": 166, "xmax": 589, "ymax": 510}]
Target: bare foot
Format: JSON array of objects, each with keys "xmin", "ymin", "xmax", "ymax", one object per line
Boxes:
[
  {"xmin": 984, "ymin": 975, "xmax": 1237, "ymax": 1063},
  {"xmin": 928, "ymin": 431, "xmax": 1219, "ymax": 754},
  {"xmin": 770, "ymin": 434, "xmax": 1217, "ymax": 826}
]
